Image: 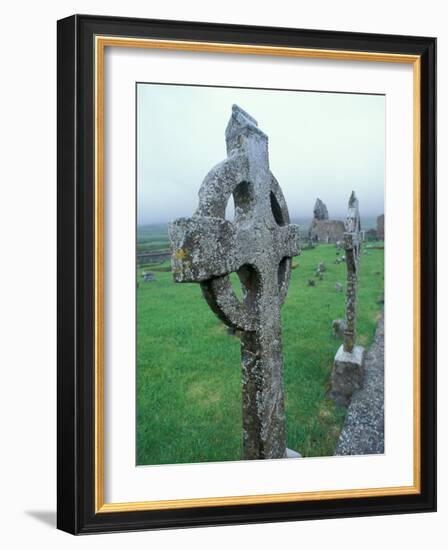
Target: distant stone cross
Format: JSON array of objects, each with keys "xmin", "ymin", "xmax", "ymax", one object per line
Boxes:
[
  {"xmin": 343, "ymin": 191, "xmax": 362, "ymax": 353},
  {"xmin": 169, "ymin": 105, "xmax": 300, "ymax": 459},
  {"xmin": 330, "ymin": 191, "xmax": 365, "ymax": 405}
]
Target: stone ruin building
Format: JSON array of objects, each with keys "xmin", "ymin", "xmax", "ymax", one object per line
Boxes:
[
  {"xmin": 313, "ymin": 198, "xmax": 329, "ymax": 220},
  {"xmin": 308, "ymin": 198, "xmax": 345, "ymax": 244}
]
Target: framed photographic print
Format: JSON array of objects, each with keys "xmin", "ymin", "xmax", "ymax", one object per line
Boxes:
[{"xmin": 57, "ymin": 14, "xmax": 436, "ymax": 534}]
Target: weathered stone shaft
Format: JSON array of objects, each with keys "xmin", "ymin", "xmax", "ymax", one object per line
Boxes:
[
  {"xmin": 343, "ymin": 246, "xmax": 358, "ymax": 353},
  {"xmin": 240, "ymin": 262, "xmax": 286, "ymax": 459},
  {"xmin": 343, "ymin": 192, "xmax": 361, "ymax": 353},
  {"xmin": 241, "ymin": 326, "xmax": 286, "ymax": 459}
]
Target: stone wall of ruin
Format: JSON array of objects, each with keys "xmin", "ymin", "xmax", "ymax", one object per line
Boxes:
[{"xmin": 309, "ymin": 219, "xmax": 345, "ymax": 243}]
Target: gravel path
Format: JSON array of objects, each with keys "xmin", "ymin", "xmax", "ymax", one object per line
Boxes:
[{"xmin": 334, "ymin": 311, "xmax": 384, "ymax": 455}]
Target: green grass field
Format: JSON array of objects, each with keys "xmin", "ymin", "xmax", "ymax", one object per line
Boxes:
[
  {"xmin": 136, "ymin": 237, "xmax": 384, "ymax": 466},
  {"xmin": 137, "ymin": 224, "xmax": 170, "ymax": 252}
]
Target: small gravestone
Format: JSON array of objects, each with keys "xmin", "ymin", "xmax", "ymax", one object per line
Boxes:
[
  {"xmin": 334, "ymin": 282, "xmax": 343, "ymax": 292},
  {"xmin": 169, "ymin": 105, "xmax": 301, "ymax": 460},
  {"xmin": 330, "ymin": 192, "xmax": 366, "ymax": 405},
  {"xmin": 332, "ymin": 319, "xmax": 347, "ymax": 338},
  {"xmin": 142, "ymin": 271, "xmax": 155, "ymax": 282},
  {"xmin": 315, "ymin": 261, "xmax": 326, "ymax": 276}
]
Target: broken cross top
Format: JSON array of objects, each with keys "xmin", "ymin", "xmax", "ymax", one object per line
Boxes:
[
  {"xmin": 343, "ymin": 191, "xmax": 362, "ymax": 353},
  {"xmin": 169, "ymin": 105, "xmax": 300, "ymax": 459}
]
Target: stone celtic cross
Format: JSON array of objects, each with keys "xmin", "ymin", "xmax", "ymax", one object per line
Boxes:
[
  {"xmin": 330, "ymin": 191, "xmax": 365, "ymax": 405},
  {"xmin": 169, "ymin": 105, "xmax": 300, "ymax": 460}
]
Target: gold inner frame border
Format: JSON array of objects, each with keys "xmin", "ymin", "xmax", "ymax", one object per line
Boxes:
[{"xmin": 94, "ymin": 35, "xmax": 421, "ymax": 513}]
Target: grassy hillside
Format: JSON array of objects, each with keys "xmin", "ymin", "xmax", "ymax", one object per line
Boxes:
[{"xmin": 137, "ymin": 224, "xmax": 170, "ymax": 252}]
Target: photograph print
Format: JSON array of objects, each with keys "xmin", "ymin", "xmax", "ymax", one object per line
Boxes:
[{"xmin": 136, "ymin": 83, "xmax": 385, "ymax": 466}]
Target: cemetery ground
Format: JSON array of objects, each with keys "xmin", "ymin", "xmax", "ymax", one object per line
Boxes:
[{"xmin": 136, "ymin": 231, "xmax": 384, "ymax": 466}]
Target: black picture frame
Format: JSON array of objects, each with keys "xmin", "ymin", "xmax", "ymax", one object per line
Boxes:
[{"xmin": 57, "ymin": 14, "xmax": 436, "ymax": 535}]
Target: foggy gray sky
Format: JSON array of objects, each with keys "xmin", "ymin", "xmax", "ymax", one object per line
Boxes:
[{"xmin": 137, "ymin": 84, "xmax": 384, "ymax": 225}]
